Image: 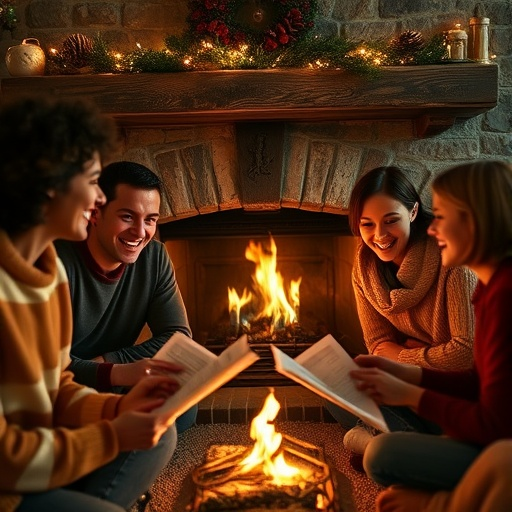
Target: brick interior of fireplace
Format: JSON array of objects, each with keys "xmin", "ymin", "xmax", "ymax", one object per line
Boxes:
[{"xmin": 161, "ymin": 208, "xmax": 364, "ymax": 387}]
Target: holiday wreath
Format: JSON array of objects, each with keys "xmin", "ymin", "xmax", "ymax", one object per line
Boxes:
[{"xmin": 187, "ymin": 0, "xmax": 317, "ymax": 51}]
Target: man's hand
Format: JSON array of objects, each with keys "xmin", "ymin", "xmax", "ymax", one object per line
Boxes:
[{"xmin": 110, "ymin": 358, "xmax": 184, "ymax": 387}]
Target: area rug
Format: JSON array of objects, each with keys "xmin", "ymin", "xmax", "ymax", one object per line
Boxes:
[{"xmin": 142, "ymin": 421, "xmax": 382, "ymax": 512}]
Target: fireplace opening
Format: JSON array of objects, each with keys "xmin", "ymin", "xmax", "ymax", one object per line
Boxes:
[{"xmin": 160, "ymin": 209, "xmax": 365, "ymax": 386}]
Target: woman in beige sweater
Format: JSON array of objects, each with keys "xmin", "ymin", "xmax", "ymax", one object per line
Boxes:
[{"xmin": 326, "ymin": 166, "xmax": 476, "ymax": 465}]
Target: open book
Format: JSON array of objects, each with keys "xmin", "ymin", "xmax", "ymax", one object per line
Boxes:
[
  {"xmin": 271, "ymin": 334, "xmax": 389, "ymax": 432},
  {"xmin": 152, "ymin": 333, "xmax": 260, "ymax": 425}
]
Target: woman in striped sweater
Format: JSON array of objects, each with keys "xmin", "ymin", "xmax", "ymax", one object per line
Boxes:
[{"xmin": 0, "ymin": 96, "xmax": 180, "ymax": 512}]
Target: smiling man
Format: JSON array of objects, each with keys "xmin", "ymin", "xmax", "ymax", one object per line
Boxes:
[{"xmin": 55, "ymin": 161, "xmax": 197, "ymax": 433}]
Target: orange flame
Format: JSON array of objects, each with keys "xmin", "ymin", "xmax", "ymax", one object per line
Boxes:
[
  {"xmin": 228, "ymin": 236, "xmax": 301, "ymax": 332},
  {"xmin": 228, "ymin": 286, "xmax": 252, "ymax": 328},
  {"xmin": 240, "ymin": 390, "xmax": 309, "ymax": 484}
]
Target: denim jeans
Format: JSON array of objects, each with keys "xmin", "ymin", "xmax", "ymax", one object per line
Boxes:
[
  {"xmin": 176, "ymin": 403, "xmax": 198, "ymax": 433},
  {"xmin": 17, "ymin": 424, "xmax": 177, "ymax": 512},
  {"xmin": 363, "ymin": 431, "xmax": 482, "ymax": 491}
]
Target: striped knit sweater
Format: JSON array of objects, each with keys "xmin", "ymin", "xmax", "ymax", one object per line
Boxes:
[
  {"xmin": 352, "ymin": 235, "xmax": 477, "ymax": 370},
  {"xmin": 0, "ymin": 230, "xmax": 122, "ymax": 511}
]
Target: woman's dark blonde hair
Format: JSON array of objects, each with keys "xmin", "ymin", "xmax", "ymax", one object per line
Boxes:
[{"xmin": 432, "ymin": 160, "xmax": 512, "ymax": 265}]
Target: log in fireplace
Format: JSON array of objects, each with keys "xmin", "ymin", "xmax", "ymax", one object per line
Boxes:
[{"xmin": 184, "ymin": 390, "xmax": 351, "ymax": 511}]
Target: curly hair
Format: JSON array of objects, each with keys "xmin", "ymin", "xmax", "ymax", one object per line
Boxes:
[{"xmin": 0, "ymin": 95, "xmax": 118, "ymax": 235}]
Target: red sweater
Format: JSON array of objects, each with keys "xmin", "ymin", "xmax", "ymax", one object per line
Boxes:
[{"xmin": 419, "ymin": 257, "xmax": 512, "ymax": 446}]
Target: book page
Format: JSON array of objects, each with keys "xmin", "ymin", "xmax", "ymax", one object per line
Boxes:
[
  {"xmin": 272, "ymin": 335, "xmax": 388, "ymax": 432},
  {"xmin": 154, "ymin": 335, "xmax": 260, "ymax": 426},
  {"xmin": 153, "ymin": 332, "xmax": 217, "ymax": 386}
]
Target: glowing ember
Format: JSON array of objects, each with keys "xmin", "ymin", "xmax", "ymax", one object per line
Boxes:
[
  {"xmin": 228, "ymin": 235, "xmax": 302, "ymax": 333},
  {"xmin": 240, "ymin": 390, "xmax": 311, "ymax": 485}
]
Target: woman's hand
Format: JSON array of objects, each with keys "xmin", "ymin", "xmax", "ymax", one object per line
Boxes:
[
  {"xmin": 112, "ymin": 375, "xmax": 180, "ymax": 451},
  {"xmin": 110, "ymin": 358, "xmax": 184, "ymax": 387},
  {"xmin": 350, "ymin": 366, "xmax": 424, "ymax": 409},
  {"xmin": 117, "ymin": 375, "xmax": 180, "ymax": 415},
  {"xmin": 354, "ymin": 354, "xmax": 423, "ymax": 385},
  {"xmin": 111, "ymin": 410, "xmax": 170, "ymax": 451}
]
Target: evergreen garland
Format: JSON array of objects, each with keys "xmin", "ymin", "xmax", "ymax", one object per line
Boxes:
[
  {"xmin": 89, "ymin": 36, "xmax": 119, "ymax": 73},
  {"xmin": 84, "ymin": 32, "xmax": 447, "ymax": 76},
  {"xmin": 0, "ymin": 0, "xmax": 17, "ymax": 32}
]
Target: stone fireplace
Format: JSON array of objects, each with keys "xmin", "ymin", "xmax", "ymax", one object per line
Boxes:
[{"xmin": 0, "ymin": 63, "xmax": 499, "ymax": 372}]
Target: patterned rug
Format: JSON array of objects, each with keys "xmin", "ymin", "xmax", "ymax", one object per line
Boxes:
[{"xmin": 141, "ymin": 422, "xmax": 382, "ymax": 512}]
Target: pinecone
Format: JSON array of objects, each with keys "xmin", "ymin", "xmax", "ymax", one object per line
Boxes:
[
  {"xmin": 390, "ymin": 30, "xmax": 425, "ymax": 54},
  {"xmin": 62, "ymin": 33, "xmax": 94, "ymax": 68}
]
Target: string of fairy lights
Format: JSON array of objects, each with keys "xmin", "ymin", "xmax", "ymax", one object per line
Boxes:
[{"xmin": 45, "ymin": 30, "xmax": 447, "ymax": 76}]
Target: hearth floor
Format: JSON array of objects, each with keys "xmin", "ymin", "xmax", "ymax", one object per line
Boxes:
[
  {"xmin": 196, "ymin": 385, "xmax": 337, "ymax": 424},
  {"xmin": 137, "ymin": 421, "xmax": 382, "ymax": 512}
]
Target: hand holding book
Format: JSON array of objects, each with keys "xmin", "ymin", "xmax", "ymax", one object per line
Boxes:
[
  {"xmin": 271, "ymin": 334, "xmax": 389, "ymax": 432},
  {"xmin": 152, "ymin": 333, "xmax": 260, "ymax": 426}
]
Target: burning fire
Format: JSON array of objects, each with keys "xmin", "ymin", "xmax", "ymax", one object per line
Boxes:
[
  {"xmin": 239, "ymin": 390, "xmax": 308, "ymax": 485},
  {"xmin": 228, "ymin": 235, "xmax": 302, "ymax": 333},
  {"xmin": 191, "ymin": 390, "xmax": 333, "ymax": 511}
]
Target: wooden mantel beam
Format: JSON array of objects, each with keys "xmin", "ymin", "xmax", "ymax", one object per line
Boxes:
[{"xmin": 0, "ymin": 63, "xmax": 498, "ymax": 137}]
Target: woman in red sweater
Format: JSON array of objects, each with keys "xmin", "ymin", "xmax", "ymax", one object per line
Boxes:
[{"xmin": 349, "ymin": 160, "xmax": 512, "ymax": 498}]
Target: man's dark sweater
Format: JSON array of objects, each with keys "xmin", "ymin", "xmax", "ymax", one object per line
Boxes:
[{"xmin": 55, "ymin": 239, "xmax": 191, "ymax": 389}]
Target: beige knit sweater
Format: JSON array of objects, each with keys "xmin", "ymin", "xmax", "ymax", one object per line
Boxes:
[{"xmin": 352, "ymin": 235, "xmax": 476, "ymax": 370}]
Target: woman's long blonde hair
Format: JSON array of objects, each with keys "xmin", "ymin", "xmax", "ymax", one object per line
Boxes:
[{"xmin": 432, "ymin": 160, "xmax": 512, "ymax": 265}]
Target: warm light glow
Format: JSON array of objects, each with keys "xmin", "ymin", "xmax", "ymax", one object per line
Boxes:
[
  {"xmin": 228, "ymin": 287, "xmax": 252, "ymax": 328},
  {"xmin": 290, "ymin": 277, "xmax": 302, "ymax": 323},
  {"xmin": 228, "ymin": 237, "xmax": 302, "ymax": 332},
  {"xmin": 239, "ymin": 390, "xmax": 310, "ymax": 485}
]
